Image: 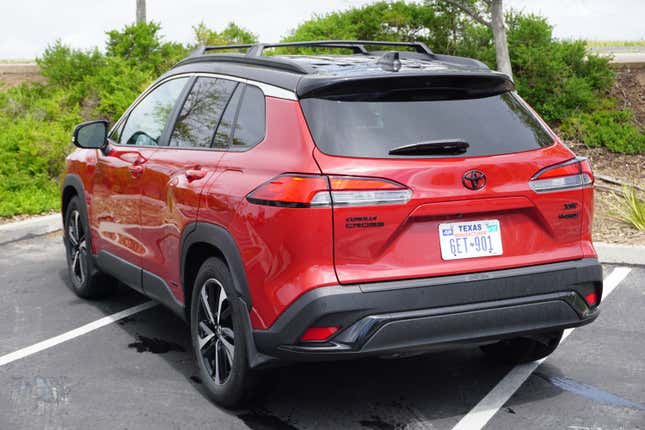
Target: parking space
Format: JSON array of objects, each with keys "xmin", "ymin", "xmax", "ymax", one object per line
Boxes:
[{"xmin": 1, "ymin": 234, "xmax": 643, "ymax": 430}]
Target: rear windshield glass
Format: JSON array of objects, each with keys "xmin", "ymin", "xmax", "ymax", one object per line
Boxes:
[{"xmin": 300, "ymin": 92, "xmax": 553, "ymax": 158}]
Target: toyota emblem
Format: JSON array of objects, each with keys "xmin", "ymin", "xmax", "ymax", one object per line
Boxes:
[{"xmin": 462, "ymin": 170, "xmax": 486, "ymax": 190}]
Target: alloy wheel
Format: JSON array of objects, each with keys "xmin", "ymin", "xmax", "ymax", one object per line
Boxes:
[
  {"xmin": 197, "ymin": 278, "xmax": 235, "ymax": 385},
  {"xmin": 67, "ymin": 210, "xmax": 87, "ymax": 286}
]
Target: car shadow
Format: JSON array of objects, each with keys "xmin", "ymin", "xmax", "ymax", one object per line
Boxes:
[{"xmin": 88, "ymin": 286, "xmax": 566, "ymax": 430}]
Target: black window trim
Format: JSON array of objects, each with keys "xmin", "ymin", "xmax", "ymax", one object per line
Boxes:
[
  {"xmin": 108, "ymin": 72, "xmax": 280, "ymax": 152},
  {"xmin": 210, "ymin": 82, "xmax": 242, "ymax": 150}
]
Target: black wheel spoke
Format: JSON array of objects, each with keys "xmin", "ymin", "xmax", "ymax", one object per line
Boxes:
[
  {"xmin": 67, "ymin": 210, "xmax": 86, "ymax": 285},
  {"xmin": 196, "ymin": 278, "xmax": 235, "ymax": 386}
]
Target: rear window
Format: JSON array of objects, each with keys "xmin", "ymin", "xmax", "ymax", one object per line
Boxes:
[{"xmin": 300, "ymin": 92, "xmax": 553, "ymax": 158}]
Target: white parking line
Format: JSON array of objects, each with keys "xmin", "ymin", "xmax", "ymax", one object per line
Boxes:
[
  {"xmin": 451, "ymin": 266, "xmax": 632, "ymax": 430},
  {"xmin": 0, "ymin": 301, "xmax": 157, "ymax": 367}
]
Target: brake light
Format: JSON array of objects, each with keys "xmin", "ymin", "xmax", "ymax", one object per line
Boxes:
[
  {"xmin": 529, "ymin": 157, "xmax": 594, "ymax": 193},
  {"xmin": 301, "ymin": 326, "xmax": 339, "ymax": 342},
  {"xmin": 246, "ymin": 174, "xmax": 330, "ymax": 208},
  {"xmin": 584, "ymin": 291, "xmax": 599, "ymax": 307},
  {"xmin": 247, "ymin": 174, "xmax": 412, "ymax": 207}
]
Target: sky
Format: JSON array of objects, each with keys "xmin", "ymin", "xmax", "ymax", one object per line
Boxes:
[{"xmin": 0, "ymin": 0, "xmax": 643, "ymax": 59}]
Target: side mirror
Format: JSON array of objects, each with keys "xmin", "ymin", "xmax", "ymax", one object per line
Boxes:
[{"xmin": 73, "ymin": 120, "xmax": 108, "ymax": 150}]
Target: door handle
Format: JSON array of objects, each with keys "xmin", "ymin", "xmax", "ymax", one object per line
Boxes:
[
  {"xmin": 186, "ymin": 167, "xmax": 208, "ymax": 181},
  {"xmin": 128, "ymin": 164, "xmax": 144, "ymax": 177}
]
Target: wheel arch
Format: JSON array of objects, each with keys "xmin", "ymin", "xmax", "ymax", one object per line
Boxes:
[
  {"xmin": 180, "ymin": 222, "xmax": 252, "ymax": 319},
  {"xmin": 61, "ymin": 174, "xmax": 87, "ymax": 222},
  {"xmin": 181, "ymin": 223, "xmax": 274, "ymax": 368}
]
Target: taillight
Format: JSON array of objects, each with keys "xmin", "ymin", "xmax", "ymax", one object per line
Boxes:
[
  {"xmin": 246, "ymin": 174, "xmax": 412, "ymax": 208},
  {"xmin": 529, "ymin": 157, "xmax": 594, "ymax": 193},
  {"xmin": 245, "ymin": 174, "xmax": 330, "ymax": 208}
]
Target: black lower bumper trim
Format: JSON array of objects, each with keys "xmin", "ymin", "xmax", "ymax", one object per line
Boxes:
[{"xmin": 252, "ymin": 258, "xmax": 602, "ymax": 362}]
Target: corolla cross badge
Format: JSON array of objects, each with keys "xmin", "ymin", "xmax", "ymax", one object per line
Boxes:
[{"xmin": 462, "ymin": 170, "xmax": 486, "ymax": 190}]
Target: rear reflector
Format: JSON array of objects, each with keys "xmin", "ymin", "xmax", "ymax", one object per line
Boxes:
[
  {"xmin": 529, "ymin": 157, "xmax": 594, "ymax": 193},
  {"xmin": 247, "ymin": 174, "xmax": 412, "ymax": 208},
  {"xmin": 584, "ymin": 291, "xmax": 599, "ymax": 307},
  {"xmin": 301, "ymin": 326, "xmax": 339, "ymax": 342}
]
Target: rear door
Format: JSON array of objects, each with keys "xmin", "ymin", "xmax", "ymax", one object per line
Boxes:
[
  {"xmin": 301, "ymin": 88, "xmax": 587, "ymax": 284},
  {"xmin": 138, "ymin": 76, "xmax": 239, "ymax": 302}
]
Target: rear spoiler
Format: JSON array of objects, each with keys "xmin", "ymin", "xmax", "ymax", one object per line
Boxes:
[{"xmin": 296, "ymin": 72, "xmax": 514, "ymax": 101}]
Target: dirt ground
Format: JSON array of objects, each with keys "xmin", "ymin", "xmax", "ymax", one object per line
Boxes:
[
  {"xmin": 0, "ymin": 63, "xmax": 45, "ymax": 89},
  {"xmin": 610, "ymin": 63, "xmax": 645, "ymax": 126},
  {"xmin": 567, "ymin": 141, "xmax": 645, "ymax": 245}
]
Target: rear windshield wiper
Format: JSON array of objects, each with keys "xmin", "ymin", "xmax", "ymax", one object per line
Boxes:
[{"xmin": 388, "ymin": 139, "xmax": 469, "ymax": 156}]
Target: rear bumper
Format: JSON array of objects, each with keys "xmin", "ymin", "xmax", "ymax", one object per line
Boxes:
[{"xmin": 253, "ymin": 258, "xmax": 602, "ymax": 361}]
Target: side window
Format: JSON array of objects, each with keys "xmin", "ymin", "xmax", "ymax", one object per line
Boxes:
[
  {"xmin": 231, "ymin": 85, "xmax": 266, "ymax": 149},
  {"xmin": 170, "ymin": 77, "xmax": 237, "ymax": 148},
  {"xmin": 212, "ymin": 85, "xmax": 243, "ymax": 148},
  {"xmin": 120, "ymin": 77, "xmax": 188, "ymax": 146}
]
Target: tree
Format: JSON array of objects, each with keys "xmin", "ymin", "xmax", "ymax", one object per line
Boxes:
[
  {"xmin": 443, "ymin": 0, "xmax": 512, "ymax": 79},
  {"xmin": 192, "ymin": 22, "xmax": 258, "ymax": 46},
  {"xmin": 136, "ymin": 0, "xmax": 146, "ymax": 24}
]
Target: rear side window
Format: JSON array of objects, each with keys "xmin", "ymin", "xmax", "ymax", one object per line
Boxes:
[
  {"xmin": 170, "ymin": 77, "xmax": 237, "ymax": 148},
  {"xmin": 231, "ymin": 85, "xmax": 266, "ymax": 149},
  {"xmin": 213, "ymin": 84, "xmax": 266, "ymax": 150},
  {"xmin": 300, "ymin": 92, "xmax": 553, "ymax": 158}
]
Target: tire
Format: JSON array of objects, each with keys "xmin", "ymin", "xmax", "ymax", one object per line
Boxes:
[
  {"xmin": 480, "ymin": 330, "xmax": 563, "ymax": 364},
  {"xmin": 190, "ymin": 257, "xmax": 256, "ymax": 408},
  {"xmin": 64, "ymin": 196, "xmax": 114, "ymax": 299}
]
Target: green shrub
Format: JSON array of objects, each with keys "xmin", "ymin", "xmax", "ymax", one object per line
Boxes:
[
  {"xmin": 106, "ymin": 22, "xmax": 188, "ymax": 75},
  {"xmin": 608, "ymin": 187, "xmax": 645, "ymax": 231},
  {"xmin": 193, "ymin": 22, "xmax": 258, "ymax": 46},
  {"xmin": 0, "ymin": 20, "xmax": 261, "ymax": 218},
  {"xmin": 561, "ymin": 108, "xmax": 645, "ymax": 154}
]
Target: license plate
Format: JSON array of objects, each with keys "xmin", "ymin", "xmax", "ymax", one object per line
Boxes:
[{"xmin": 439, "ymin": 219, "xmax": 503, "ymax": 260}]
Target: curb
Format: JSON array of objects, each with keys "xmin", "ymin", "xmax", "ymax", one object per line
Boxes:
[
  {"xmin": 594, "ymin": 242, "xmax": 645, "ymax": 266},
  {"xmin": 0, "ymin": 214, "xmax": 61, "ymax": 245}
]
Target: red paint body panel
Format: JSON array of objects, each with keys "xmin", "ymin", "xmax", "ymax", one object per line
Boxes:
[
  {"xmin": 63, "ymin": 92, "xmax": 597, "ymax": 332},
  {"xmin": 197, "ymin": 98, "xmax": 336, "ymax": 328},
  {"xmin": 313, "ymin": 139, "xmax": 591, "ymax": 284}
]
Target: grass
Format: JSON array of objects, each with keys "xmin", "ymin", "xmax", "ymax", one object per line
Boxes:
[
  {"xmin": 0, "ymin": 59, "xmax": 36, "ymax": 64},
  {"xmin": 608, "ymin": 187, "xmax": 645, "ymax": 231},
  {"xmin": 0, "ymin": 182, "xmax": 60, "ymax": 218},
  {"xmin": 585, "ymin": 40, "xmax": 645, "ymax": 48}
]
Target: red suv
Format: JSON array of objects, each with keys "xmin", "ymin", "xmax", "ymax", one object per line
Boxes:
[{"xmin": 62, "ymin": 41, "xmax": 602, "ymax": 407}]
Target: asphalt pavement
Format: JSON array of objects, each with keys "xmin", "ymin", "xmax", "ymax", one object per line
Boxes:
[{"xmin": 0, "ymin": 232, "xmax": 643, "ymax": 430}]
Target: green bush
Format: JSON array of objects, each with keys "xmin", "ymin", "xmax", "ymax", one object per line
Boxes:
[
  {"xmin": 193, "ymin": 22, "xmax": 258, "ymax": 46},
  {"xmin": 0, "ymin": 23, "xmax": 181, "ymax": 217},
  {"xmin": 106, "ymin": 22, "xmax": 188, "ymax": 75},
  {"xmin": 561, "ymin": 107, "xmax": 645, "ymax": 154},
  {"xmin": 0, "ymin": 21, "xmax": 256, "ymax": 217}
]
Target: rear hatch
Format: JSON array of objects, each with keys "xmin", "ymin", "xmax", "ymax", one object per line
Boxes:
[{"xmin": 300, "ymin": 75, "xmax": 591, "ymax": 284}]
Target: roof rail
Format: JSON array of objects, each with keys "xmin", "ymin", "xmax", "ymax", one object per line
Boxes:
[
  {"xmin": 197, "ymin": 40, "xmax": 434, "ymax": 57},
  {"xmin": 178, "ymin": 40, "xmax": 436, "ymax": 75}
]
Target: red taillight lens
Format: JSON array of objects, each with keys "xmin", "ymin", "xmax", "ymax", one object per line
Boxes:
[
  {"xmin": 246, "ymin": 174, "xmax": 330, "ymax": 208},
  {"xmin": 584, "ymin": 291, "xmax": 599, "ymax": 307},
  {"xmin": 247, "ymin": 174, "xmax": 412, "ymax": 208},
  {"xmin": 300, "ymin": 326, "xmax": 339, "ymax": 342},
  {"xmin": 529, "ymin": 157, "xmax": 594, "ymax": 193}
]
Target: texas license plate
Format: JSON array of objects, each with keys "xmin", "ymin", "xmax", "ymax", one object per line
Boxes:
[{"xmin": 439, "ymin": 219, "xmax": 503, "ymax": 260}]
